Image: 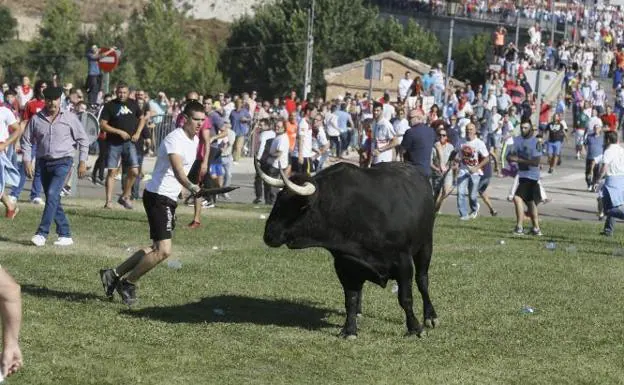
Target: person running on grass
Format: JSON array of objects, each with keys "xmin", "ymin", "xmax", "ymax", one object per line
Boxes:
[
  {"xmin": 508, "ymin": 122, "xmax": 543, "ymax": 236},
  {"xmin": 99, "ymin": 101, "xmax": 205, "ymax": 306}
]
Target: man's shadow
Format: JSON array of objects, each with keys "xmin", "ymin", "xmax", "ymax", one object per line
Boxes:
[{"xmin": 122, "ymin": 295, "xmax": 340, "ymax": 330}]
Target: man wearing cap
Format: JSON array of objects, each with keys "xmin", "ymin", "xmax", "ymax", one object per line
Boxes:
[{"xmin": 20, "ymin": 87, "xmax": 89, "ymax": 247}]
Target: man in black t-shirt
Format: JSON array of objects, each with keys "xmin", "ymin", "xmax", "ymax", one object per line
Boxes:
[
  {"xmin": 99, "ymin": 82, "xmax": 147, "ymax": 209},
  {"xmin": 544, "ymin": 113, "xmax": 568, "ymax": 174}
]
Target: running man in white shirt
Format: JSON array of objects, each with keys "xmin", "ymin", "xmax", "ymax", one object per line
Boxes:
[{"xmin": 99, "ymin": 101, "xmax": 205, "ymax": 306}]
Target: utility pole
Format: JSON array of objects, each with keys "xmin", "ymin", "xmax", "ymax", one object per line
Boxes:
[
  {"xmin": 302, "ymin": 0, "xmax": 315, "ymax": 101},
  {"xmin": 515, "ymin": 12, "xmax": 520, "ymax": 47},
  {"xmin": 550, "ymin": 0, "xmax": 556, "ymax": 45}
]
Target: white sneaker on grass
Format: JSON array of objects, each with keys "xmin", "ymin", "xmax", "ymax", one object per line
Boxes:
[
  {"xmin": 31, "ymin": 197, "xmax": 44, "ymax": 205},
  {"xmin": 31, "ymin": 234, "xmax": 46, "ymax": 247},
  {"xmin": 54, "ymin": 237, "xmax": 74, "ymax": 246}
]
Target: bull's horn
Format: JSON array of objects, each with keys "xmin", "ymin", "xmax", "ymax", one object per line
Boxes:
[
  {"xmin": 254, "ymin": 158, "xmax": 284, "ymax": 187},
  {"xmin": 279, "ymin": 165, "xmax": 316, "ymax": 196}
]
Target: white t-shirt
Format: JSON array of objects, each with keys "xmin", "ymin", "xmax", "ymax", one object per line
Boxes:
[
  {"xmin": 270, "ymin": 133, "xmax": 290, "ymax": 169},
  {"xmin": 315, "ymin": 127, "xmax": 329, "ymax": 148},
  {"xmin": 0, "ymin": 106, "xmax": 17, "ymax": 143},
  {"xmin": 257, "ymin": 129, "xmax": 276, "ymax": 158},
  {"xmin": 382, "ymin": 103, "xmax": 396, "ymax": 121},
  {"xmin": 325, "ymin": 113, "xmax": 340, "ymax": 137},
  {"xmin": 603, "ymin": 144, "xmax": 624, "ymax": 176},
  {"xmin": 292, "ymin": 118, "xmax": 314, "ymax": 158},
  {"xmin": 459, "ymin": 138, "xmax": 489, "ymax": 175},
  {"xmin": 146, "ymin": 128, "xmax": 199, "ymax": 201},
  {"xmin": 372, "ymin": 118, "xmax": 397, "ymax": 164},
  {"xmin": 398, "ymin": 78, "xmax": 413, "ymax": 99}
]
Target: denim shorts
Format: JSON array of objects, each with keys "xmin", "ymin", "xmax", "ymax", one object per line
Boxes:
[
  {"xmin": 546, "ymin": 141, "xmax": 562, "ymax": 156},
  {"xmin": 210, "ymin": 163, "xmax": 224, "ymax": 177},
  {"xmin": 106, "ymin": 141, "xmax": 139, "ymax": 169}
]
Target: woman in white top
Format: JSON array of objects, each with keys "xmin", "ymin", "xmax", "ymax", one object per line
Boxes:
[
  {"xmin": 598, "ymin": 131, "xmax": 624, "ymax": 235},
  {"xmin": 431, "ymin": 126, "xmax": 455, "ymax": 213}
]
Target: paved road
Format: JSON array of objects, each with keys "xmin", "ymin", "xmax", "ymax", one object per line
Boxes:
[
  {"xmin": 13, "ymin": 78, "xmax": 612, "ymax": 224},
  {"xmin": 12, "ymin": 145, "xmax": 600, "ymax": 225}
]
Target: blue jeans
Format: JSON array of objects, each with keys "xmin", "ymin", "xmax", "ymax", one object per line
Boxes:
[
  {"xmin": 601, "ymin": 63, "xmax": 609, "ymax": 79},
  {"xmin": 11, "ymin": 149, "xmax": 43, "ymax": 201},
  {"xmin": 221, "ymin": 155, "xmax": 233, "ymax": 187},
  {"xmin": 457, "ymin": 170, "xmax": 481, "ymax": 217},
  {"xmin": 37, "ymin": 157, "xmax": 73, "ymax": 238},
  {"xmin": 604, "ymin": 205, "xmax": 624, "ymax": 234}
]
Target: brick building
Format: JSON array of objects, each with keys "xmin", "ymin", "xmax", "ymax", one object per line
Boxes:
[{"xmin": 323, "ymin": 50, "xmax": 463, "ymax": 101}]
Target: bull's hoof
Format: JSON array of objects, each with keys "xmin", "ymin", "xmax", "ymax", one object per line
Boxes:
[
  {"xmin": 339, "ymin": 329, "xmax": 358, "ymax": 340},
  {"xmin": 405, "ymin": 329, "xmax": 424, "ymax": 338},
  {"xmin": 424, "ymin": 318, "xmax": 438, "ymax": 328}
]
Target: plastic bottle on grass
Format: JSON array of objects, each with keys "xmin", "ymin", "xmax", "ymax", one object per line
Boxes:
[
  {"xmin": 520, "ymin": 305, "xmax": 535, "ymax": 314},
  {"xmin": 167, "ymin": 260, "xmax": 182, "ymax": 270},
  {"xmin": 565, "ymin": 245, "xmax": 577, "ymax": 254},
  {"xmin": 545, "ymin": 241, "xmax": 556, "ymax": 250}
]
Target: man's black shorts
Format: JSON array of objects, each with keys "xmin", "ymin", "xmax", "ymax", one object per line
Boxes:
[
  {"xmin": 143, "ymin": 189, "xmax": 177, "ymax": 241},
  {"xmin": 515, "ymin": 177, "xmax": 542, "ymax": 203}
]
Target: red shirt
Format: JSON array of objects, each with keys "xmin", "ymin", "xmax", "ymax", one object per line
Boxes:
[
  {"xmin": 602, "ymin": 113, "xmax": 617, "ymax": 131},
  {"xmin": 196, "ymin": 118, "xmax": 213, "ymax": 161},
  {"xmin": 285, "ymin": 97, "xmax": 297, "ymax": 114},
  {"xmin": 22, "ymin": 98, "xmax": 45, "ymax": 121}
]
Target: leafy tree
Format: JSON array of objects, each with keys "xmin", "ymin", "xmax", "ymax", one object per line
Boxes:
[
  {"xmin": 30, "ymin": 0, "xmax": 82, "ymax": 78},
  {"xmin": 0, "ymin": 6, "xmax": 17, "ymax": 43},
  {"xmin": 0, "ymin": 40, "xmax": 30, "ymax": 84},
  {"xmin": 122, "ymin": 0, "xmax": 226, "ymax": 96},
  {"xmin": 453, "ymin": 32, "xmax": 491, "ymax": 85},
  {"xmin": 88, "ymin": 11, "xmax": 126, "ymax": 49},
  {"xmin": 220, "ymin": 0, "xmax": 442, "ymax": 98}
]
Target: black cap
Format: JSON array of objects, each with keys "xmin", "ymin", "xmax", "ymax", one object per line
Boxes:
[{"xmin": 43, "ymin": 87, "xmax": 63, "ymax": 100}]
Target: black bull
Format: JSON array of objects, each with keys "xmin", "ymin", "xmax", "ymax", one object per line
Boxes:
[{"xmin": 256, "ymin": 160, "xmax": 437, "ymax": 338}]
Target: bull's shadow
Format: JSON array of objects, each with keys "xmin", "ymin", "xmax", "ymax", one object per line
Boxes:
[{"xmin": 121, "ymin": 295, "xmax": 340, "ymax": 330}]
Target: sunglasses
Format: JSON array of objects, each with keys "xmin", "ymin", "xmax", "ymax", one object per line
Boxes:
[{"xmin": 439, "ymin": 133, "xmax": 447, "ymax": 137}]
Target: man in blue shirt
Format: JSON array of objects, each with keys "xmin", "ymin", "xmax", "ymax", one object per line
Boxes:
[
  {"xmin": 229, "ymin": 99, "xmax": 251, "ymax": 162},
  {"xmin": 585, "ymin": 123, "xmax": 604, "ymax": 191},
  {"xmin": 401, "ymin": 110, "xmax": 435, "ymax": 177},
  {"xmin": 85, "ymin": 45, "xmax": 116, "ymax": 107},
  {"xmin": 508, "ymin": 122, "xmax": 543, "ymax": 236},
  {"xmin": 336, "ymin": 103, "xmax": 353, "ymax": 157}
]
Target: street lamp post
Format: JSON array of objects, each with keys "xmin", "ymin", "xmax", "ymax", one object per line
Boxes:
[{"xmin": 445, "ymin": 0, "xmax": 458, "ymax": 92}]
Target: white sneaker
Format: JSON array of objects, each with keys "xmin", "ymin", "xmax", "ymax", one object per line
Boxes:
[
  {"xmin": 31, "ymin": 197, "xmax": 44, "ymax": 205},
  {"xmin": 31, "ymin": 234, "xmax": 46, "ymax": 247},
  {"xmin": 53, "ymin": 237, "xmax": 74, "ymax": 246},
  {"xmin": 470, "ymin": 203, "xmax": 480, "ymax": 219}
]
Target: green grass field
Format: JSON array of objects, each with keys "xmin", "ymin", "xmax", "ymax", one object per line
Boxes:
[{"xmin": 2, "ymin": 201, "xmax": 624, "ymax": 384}]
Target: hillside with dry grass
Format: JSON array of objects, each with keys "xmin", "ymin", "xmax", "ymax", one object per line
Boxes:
[
  {"xmin": 1, "ymin": 0, "xmax": 147, "ymax": 22},
  {"xmin": 2, "ymin": 0, "xmax": 232, "ymax": 43}
]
